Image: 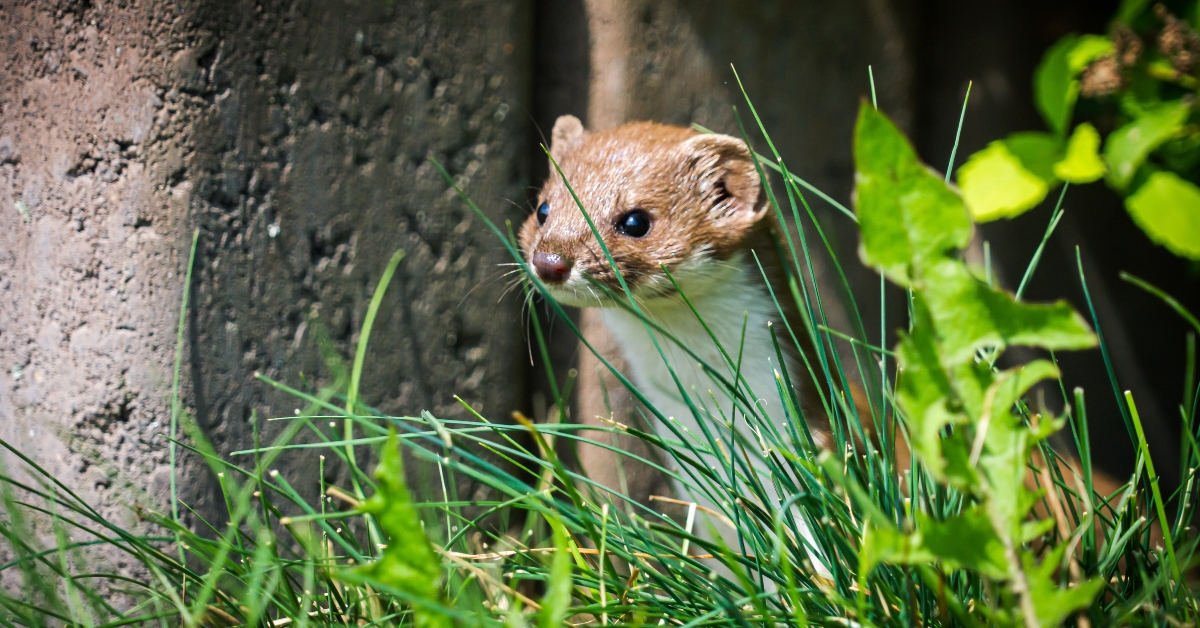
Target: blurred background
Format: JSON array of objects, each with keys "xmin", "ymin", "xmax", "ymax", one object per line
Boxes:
[{"xmin": 1, "ymin": 0, "xmax": 1196, "ymax": 524}]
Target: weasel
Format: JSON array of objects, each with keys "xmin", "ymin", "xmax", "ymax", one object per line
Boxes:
[
  {"xmin": 517, "ymin": 115, "xmax": 1133, "ymax": 577},
  {"xmin": 519, "ymin": 116, "xmax": 826, "ymax": 436},
  {"xmin": 519, "ymin": 115, "xmax": 832, "ymax": 569}
]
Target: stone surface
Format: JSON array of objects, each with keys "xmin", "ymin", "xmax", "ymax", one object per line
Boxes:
[{"xmin": 0, "ymin": 0, "xmax": 533, "ymax": 541}]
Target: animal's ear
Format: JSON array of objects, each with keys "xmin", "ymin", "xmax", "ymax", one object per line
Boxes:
[
  {"xmin": 549, "ymin": 115, "xmax": 585, "ymax": 165},
  {"xmin": 679, "ymin": 133, "xmax": 767, "ymax": 222}
]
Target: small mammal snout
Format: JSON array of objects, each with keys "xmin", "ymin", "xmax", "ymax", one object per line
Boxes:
[{"xmin": 532, "ymin": 251, "xmax": 572, "ymax": 283}]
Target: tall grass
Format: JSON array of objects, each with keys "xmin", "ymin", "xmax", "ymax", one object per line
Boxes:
[{"xmin": 1, "ymin": 84, "xmax": 1197, "ymax": 627}]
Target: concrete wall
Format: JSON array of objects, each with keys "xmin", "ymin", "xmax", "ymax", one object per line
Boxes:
[{"xmin": 0, "ymin": 0, "xmax": 533, "ymax": 529}]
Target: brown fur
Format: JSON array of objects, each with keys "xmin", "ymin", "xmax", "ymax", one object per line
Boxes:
[
  {"xmin": 520, "ymin": 117, "xmax": 772, "ymax": 300},
  {"xmin": 519, "ymin": 116, "xmax": 830, "ymax": 510}
]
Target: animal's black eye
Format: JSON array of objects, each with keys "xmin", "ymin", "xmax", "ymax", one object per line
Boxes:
[
  {"xmin": 616, "ymin": 210, "xmax": 651, "ymax": 238},
  {"xmin": 536, "ymin": 202, "xmax": 550, "ymax": 226}
]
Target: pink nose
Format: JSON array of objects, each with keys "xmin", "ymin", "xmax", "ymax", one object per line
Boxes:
[{"xmin": 532, "ymin": 251, "xmax": 572, "ymax": 283}]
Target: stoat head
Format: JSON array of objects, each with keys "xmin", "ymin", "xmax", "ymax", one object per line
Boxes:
[{"xmin": 519, "ymin": 115, "xmax": 769, "ymax": 308}]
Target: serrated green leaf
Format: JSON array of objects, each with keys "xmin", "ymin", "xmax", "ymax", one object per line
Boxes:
[
  {"xmin": 1035, "ymin": 35, "xmax": 1081, "ymax": 135},
  {"xmin": 948, "ymin": 359, "xmax": 996, "ymax": 422},
  {"xmin": 1104, "ymin": 100, "xmax": 1191, "ymax": 189},
  {"xmin": 960, "ymin": 141, "xmax": 1051, "ymax": 221},
  {"xmin": 917, "ymin": 507, "xmax": 1009, "ymax": 579},
  {"xmin": 920, "ymin": 261, "xmax": 1097, "ymax": 365},
  {"xmin": 975, "ymin": 361, "xmax": 1065, "ymax": 535},
  {"xmin": 1125, "ymin": 171, "xmax": 1200, "ymax": 260},
  {"xmin": 1024, "ymin": 546, "xmax": 1105, "ymax": 627},
  {"xmin": 940, "ymin": 435, "xmax": 979, "ymax": 488},
  {"xmin": 355, "ymin": 430, "xmax": 449, "ymax": 628},
  {"xmin": 1006, "ymin": 131, "xmax": 1065, "ymax": 182},
  {"xmin": 854, "ymin": 103, "xmax": 973, "ymax": 285},
  {"xmin": 1054, "ymin": 123, "xmax": 1106, "ymax": 183},
  {"xmin": 978, "ymin": 430, "xmax": 1032, "ymax": 541},
  {"xmin": 989, "ymin": 360, "xmax": 1062, "ymax": 418}
]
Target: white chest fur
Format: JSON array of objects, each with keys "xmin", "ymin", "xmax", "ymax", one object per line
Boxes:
[
  {"xmin": 599, "ymin": 253, "xmax": 829, "ymax": 576},
  {"xmin": 601, "ymin": 253, "xmax": 794, "ymax": 440}
]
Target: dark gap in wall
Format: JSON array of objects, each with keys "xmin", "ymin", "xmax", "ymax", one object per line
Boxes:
[
  {"xmin": 530, "ymin": 0, "xmax": 590, "ymax": 189},
  {"xmin": 527, "ymin": 0, "xmax": 591, "ymax": 424}
]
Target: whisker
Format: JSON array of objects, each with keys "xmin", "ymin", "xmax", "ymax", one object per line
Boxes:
[
  {"xmin": 458, "ymin": 267, "xmax": 518, "ymax": 309},
  {"xmin": 498, "ymin": 275, "xmax": 529, "ymax": 303}
]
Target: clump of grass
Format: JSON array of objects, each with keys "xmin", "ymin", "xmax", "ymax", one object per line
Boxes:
[{"xmin": 1, "ymin": 80, "xmax": 1198, "ymax": 628}]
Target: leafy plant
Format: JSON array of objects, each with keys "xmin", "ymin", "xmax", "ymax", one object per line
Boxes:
[
  {"xmin": 856, "ymin": 102, "xmax": 1106, "ymax": 624},
  {"xmin": 958, "ymin": 1, "xmax": 1200, "ymax": 260},
  {"xmin": 1, "ymin": 80, "xmax": 1198, "ymax": 628}
]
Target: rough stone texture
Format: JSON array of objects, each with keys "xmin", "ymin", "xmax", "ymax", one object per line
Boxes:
[
  {"xmin": 173, "ymin": 0, "xmax": 533, "ymax": 517},
  {"xmin": 0, "ymin": 0, "xmax": 186, "ymax": 537},
  {"xmin": 0, "ymin": 0, "xmax": 532, "ymax": 540}
]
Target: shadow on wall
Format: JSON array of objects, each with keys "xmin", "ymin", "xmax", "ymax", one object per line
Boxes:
[{"xmin": 175, "ymin": 0, "xmax": 535, "ymax": 525}]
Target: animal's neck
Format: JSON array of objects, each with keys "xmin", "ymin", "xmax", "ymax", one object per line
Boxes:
[
  {"xmin": 601, "ymin": 241, "xmax": 799, "ymax": 432},
  {"xmin": 598, "ymin": 226, "xmax": 833, "ymax": 578}
]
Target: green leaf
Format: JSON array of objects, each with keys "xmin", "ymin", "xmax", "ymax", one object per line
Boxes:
[
  {"xmin": 1066, "ymin": 35, "xmax": 1115, "ymax": 73},
  {"xmin": 1020, "ymin": 518, "xmax": 1056, "ymax": 544},
  {"xmin": 951, "ymin": 359, "xmax": 1060, "ymax": 428},
  {"xmin": 920, "ymin": 261, "xmax": 1097, "ymax": 366},
  {"xmin": 1024, "ymin": 546, "xmax": 1105, "ymax": 627},
  {"xmin": 355, "ymin": 430, "xmax": 449, "ymax": 628},
  {"xmin": 1035, "ymin": 35, "xmax": 1081, "ymax": 135},
  {"xmin": 853, "ymin": 103, "xmax": 973, "ymax": 285},
  {"xmin": 1125, "ymin": 171, "xmax": 1200, "ymax": 260},
  {"xmin": 959, "ymin": 141, "xmax": 1051, "ymax": 221},
  {"xmin": 859, "ymin": 523, "xmax": 935, "ymax": 577},
  {"xmin": 989, "ymin": 360, "xmax": 1062, "ymax": 419},
  {"xmin": 1104, "ymin": 100, "xmax": 1191, "ymax": 190},
  {"xmin": 1053, "ymin": 123, "xmax": 1106, "ymax": 183},
  {"xmin": 1006, "ymin": 131, "xmax": 1065, "ymax": 182},
  {"xmin": 1030, "ymin": 35, "xmax": 1109, "ymax": 136},
  {"xmin": 894, "ymin": 300, "xmax": 963, "ymax": 482},
  {"xmin": 976, "ymin": 361, "xmax": 1064, "ymax": 534},
  {"xmin": 917, "ymin": 507, "xmax": 1009, "ymax": 579},
  {"xmin": 539, "ymin": 515, "xmax": 574, "ymax": 628}
]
